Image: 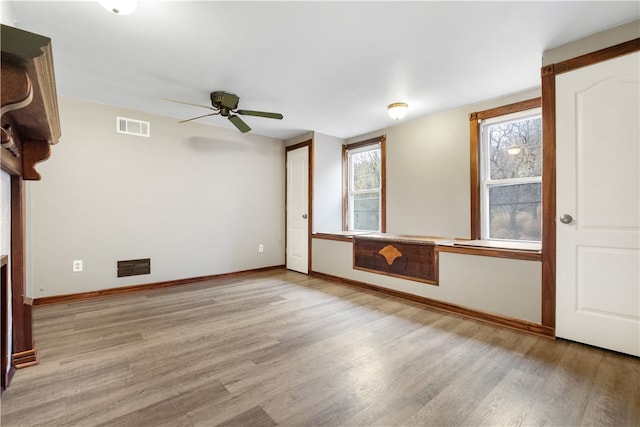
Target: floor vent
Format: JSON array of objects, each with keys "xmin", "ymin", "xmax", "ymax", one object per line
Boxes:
[
  {"xmin": 117, "ymin": 117, "xmax": 150, "ymax": 137},
  {"xmin": 117, "ymin": 258, "xmax": 151, "ymax": 277}
]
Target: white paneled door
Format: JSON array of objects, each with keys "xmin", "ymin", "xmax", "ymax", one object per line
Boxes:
[
  {"xmin": 286, "ymin": 146, "xmax": 309, "ymax": 274},
  {"xmin": 556, "ymin": 51, "xmax": 640, "ymax": 356}
]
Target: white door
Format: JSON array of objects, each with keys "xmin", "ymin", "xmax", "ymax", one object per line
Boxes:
[
  {"xmin": 556, "ymin": 51, "xmax": 640, "ymax": 356},
  {"xmin": 286, "ymin": 146, "xmax": 309, "ymax": 273}
]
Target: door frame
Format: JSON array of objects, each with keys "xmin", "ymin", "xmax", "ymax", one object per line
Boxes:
[
  {"xmin": 540, "ymin": 38, "xmax": 640, "ymax": 333},
  {"xmin": 285, "ymin": 139, "xmax": 313, "ymax": 274}
]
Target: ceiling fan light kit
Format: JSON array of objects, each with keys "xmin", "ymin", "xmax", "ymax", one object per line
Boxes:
[{"xmin": 169, "ymin": 91, "xmax": 283, "ymax": 133}]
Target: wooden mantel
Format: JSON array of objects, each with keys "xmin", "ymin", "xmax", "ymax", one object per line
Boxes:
[
  {"xmin": 1, "ymin": 24, "xmax": 61, "ymax": 392},
  {"xmin": 1, "ymin": 24, "xmax": 61, "ymax": 179}
]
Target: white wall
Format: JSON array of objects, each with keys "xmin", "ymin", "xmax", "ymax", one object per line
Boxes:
[
  {"xmin": 0, "ymin": 2, "xmax": 17, "ymax": 26},
  {"xmin": 342, "ymin": 88, "xmax": 541, "ymax": 238},
  {"xmin": 312, "ymin": 132, "xmax": 343, "ymax": 233},
  {"xmin": 28, "ymin": 97, "xmax": 285, "ymax": 297}
]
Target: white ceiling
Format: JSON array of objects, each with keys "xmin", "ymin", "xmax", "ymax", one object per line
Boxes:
[{"xmin": 4, "ymin": 1, "xmax": 639, "ymax": 140}]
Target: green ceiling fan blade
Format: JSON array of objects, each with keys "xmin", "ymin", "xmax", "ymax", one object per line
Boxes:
[
  {"xmin": 237, "ymin": 110, "xmax": 283, "ymax": 120},
  {"xmin": 228, "ymin": 115, "xmax": 251, "ymax": 133},
  {"xmin": 179, "ymin": 112, "xmax": 218, "ymax": 123},
  {"xmin": 166, "ymin": 98, "xmax": 217, "ymax": 111}
]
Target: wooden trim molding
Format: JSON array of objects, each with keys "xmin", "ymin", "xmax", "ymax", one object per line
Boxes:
[
  {"xmin": 469, "ymin": 113, "xmax": 480, "ymax": 239},
  {"xmin": 553, "ymin": 38, "xmax": 640, "ymax": 75},
  {"xmin": 380, "ymin": 135, "xmax": 387, "ymax": 233},
  {"xmin": 310, "ymin": 271, "xmax": 554, "ymax": 339},
  {"xmin": 34, "ymin": 265, "xmax": 286, "ymax": 306},
  {"xmin": 10, "ymin": 177, "xmax": 35, "ymax": 358},
  {"xmin": 1, "ymin": 255, "xmax": 15, "ymax": 392},
  {"xmin": 541, "ymin": 64, "xmax": 557, "ymax": 330}
]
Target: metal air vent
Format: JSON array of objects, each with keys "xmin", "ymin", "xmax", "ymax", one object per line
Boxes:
[{"xmin": 117, "ymin": 117, "xmax": 150, "ymax": 137}]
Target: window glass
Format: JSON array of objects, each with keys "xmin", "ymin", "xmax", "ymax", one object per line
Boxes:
[
  {"xmin": 481, "ymin": 110, "xmax": 542, "ymax": 242},
  {"xmin": 345, "ymin": 140, "xmax": 384, "ymax": 232}
]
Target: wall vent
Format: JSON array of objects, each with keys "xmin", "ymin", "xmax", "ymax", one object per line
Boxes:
[
  {"xmin": 117, "ymin": 258, "xmax": 151, "ymax": 277},
  {"xmin": 116, "ymin": 117, "xmax": 150, "ymax": 137}
]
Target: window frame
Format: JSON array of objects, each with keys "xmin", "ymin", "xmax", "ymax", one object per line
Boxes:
[
  {"xmin": 470, "ymin": 98, "xmax": 542, "ymax": 241},
  {"xmin": 342, "ymin": 135, "xmax": 386, "ymax": 232}
]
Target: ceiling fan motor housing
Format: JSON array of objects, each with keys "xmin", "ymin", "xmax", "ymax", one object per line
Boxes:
[{"xmin": 211, "ymin": 91, "xmax": 239, "ymax": 110}]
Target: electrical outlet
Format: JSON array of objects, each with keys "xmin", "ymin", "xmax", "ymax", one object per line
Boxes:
[
  {"xmin": 258, "ymin": 244, "xmax": 264, "ymax": 253},
  {"xmin": 72, "ymin": 260, "xmax": 83, "ymax": 272}
]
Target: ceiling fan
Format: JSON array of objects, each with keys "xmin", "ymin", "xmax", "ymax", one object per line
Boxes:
[{"xmin": 167, "ymin": 91, "xmax": 283, "ymax": 133}]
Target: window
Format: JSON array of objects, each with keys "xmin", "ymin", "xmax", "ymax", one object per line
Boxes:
[
  {"xmin": 343, "ymin": 136, "xmax": 386, "ymax": 232},
  {"xmin": 470, "ymin": 98, "xmax": 542, "ymax": 242}
]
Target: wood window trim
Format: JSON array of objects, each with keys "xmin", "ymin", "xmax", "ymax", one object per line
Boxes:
[
  {"xmin": 342, "ymin": 135, "xmax": 386, "ymax": 233},
  {"xmin": 469, "ymin": 97, "xmax": 542, "ymax": 240}
]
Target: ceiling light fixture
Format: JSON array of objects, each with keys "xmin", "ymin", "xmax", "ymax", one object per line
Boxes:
[
  {"xmin": 99, "ymin": 0, "xmax": 137, "ymax": 15},
  {"xmin": 388, "ymin": 102, "xmax": 408, "ymax": 120}
]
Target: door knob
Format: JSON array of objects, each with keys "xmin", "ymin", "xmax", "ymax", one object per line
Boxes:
[
  {"xmin": 302, "ymin": 214, "xmax": 308, "ymax": 219},
  {"xmin": 560, "ymin": 214, "xmax": 573, "ymax": 224}
]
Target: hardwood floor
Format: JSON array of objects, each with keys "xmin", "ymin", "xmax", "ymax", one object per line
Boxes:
[{"xmin": 1, "ymin": 269, "xmax": 638, "ymax": 426}]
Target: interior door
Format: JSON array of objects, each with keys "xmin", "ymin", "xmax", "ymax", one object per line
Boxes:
[
  {"xmin": 286, "ymin": 145, "xmax": 309, "ymax": 273},
  {"xmin": 556, "ymin": 51, "xmax": 639, "ymax": 356}
]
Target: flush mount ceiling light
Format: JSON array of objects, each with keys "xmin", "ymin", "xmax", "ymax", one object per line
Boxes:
[
  {"xmin": 99, "ymin": 0, "xmax": 137, "ymax": 15},
  {"xmin": 388, "ymin": 102, "xmax": 408, "ymax": 120}
]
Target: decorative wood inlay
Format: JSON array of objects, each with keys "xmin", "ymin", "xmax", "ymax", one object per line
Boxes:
[
  {"xmin": 378, "ymin": 244, "xmax": 403, "ymax": 266},
  {"xmin": 353, "ymin": 234, "xmax": 436, "ymax": 285}
]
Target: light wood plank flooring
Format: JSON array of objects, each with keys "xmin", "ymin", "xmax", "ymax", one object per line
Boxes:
[{"xmin": 1, "ymin": 269, "xmax": 638, "ymax": 426}]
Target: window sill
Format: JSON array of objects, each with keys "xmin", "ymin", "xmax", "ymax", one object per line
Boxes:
[
  {"xmin": 437, "ymin": 239, "xmax": 542, "ymax": 261},
  {"xmin": 312, "ymin": 231, "xmax": 375, "ymax": 242},
  {"xmin": 312, "ymin": 234, "xmax": 542, "ymax": 261}
]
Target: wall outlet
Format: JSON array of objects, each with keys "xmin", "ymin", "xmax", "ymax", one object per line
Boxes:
[
  {"xmin": 258, "ymin": 244, "xmax": 264, "ymax": 253},
  {"xmin": 72, "ymin": 259, "xmax": 83, "ymax": 272}
]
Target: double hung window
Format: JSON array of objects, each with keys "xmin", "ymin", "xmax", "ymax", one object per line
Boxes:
[
  {"xmin": 480, "ymin": 109, "xmax": 542, "ymax": 241},
  {"xmin": 343, "ymin": 136, "xmax": 386, "ymax": 232}
]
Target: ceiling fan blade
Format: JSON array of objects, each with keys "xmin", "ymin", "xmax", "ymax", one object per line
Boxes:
[
  {"xmin": 165, "ymin": 98, "xmax": 217, "ymax": 111},
  {"xmin": 237, "ymin": 109, "xmax": 283, "ymax": 120},
  {"xmin": 228, "ymin": 115, "xmax": 251, "ymax": 133},
  {"xmin": 179, "ymin": 112, "xmax": 218, "ymax": 123}
]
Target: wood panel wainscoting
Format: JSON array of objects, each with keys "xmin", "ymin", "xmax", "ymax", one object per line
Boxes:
[
  {"xmin": 353, "ymin": 234, "xmax": 437, "ymax": 285},
  {"xmin": 1, "ymin": 24, "xmax": 61, "ymax": 390}
]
